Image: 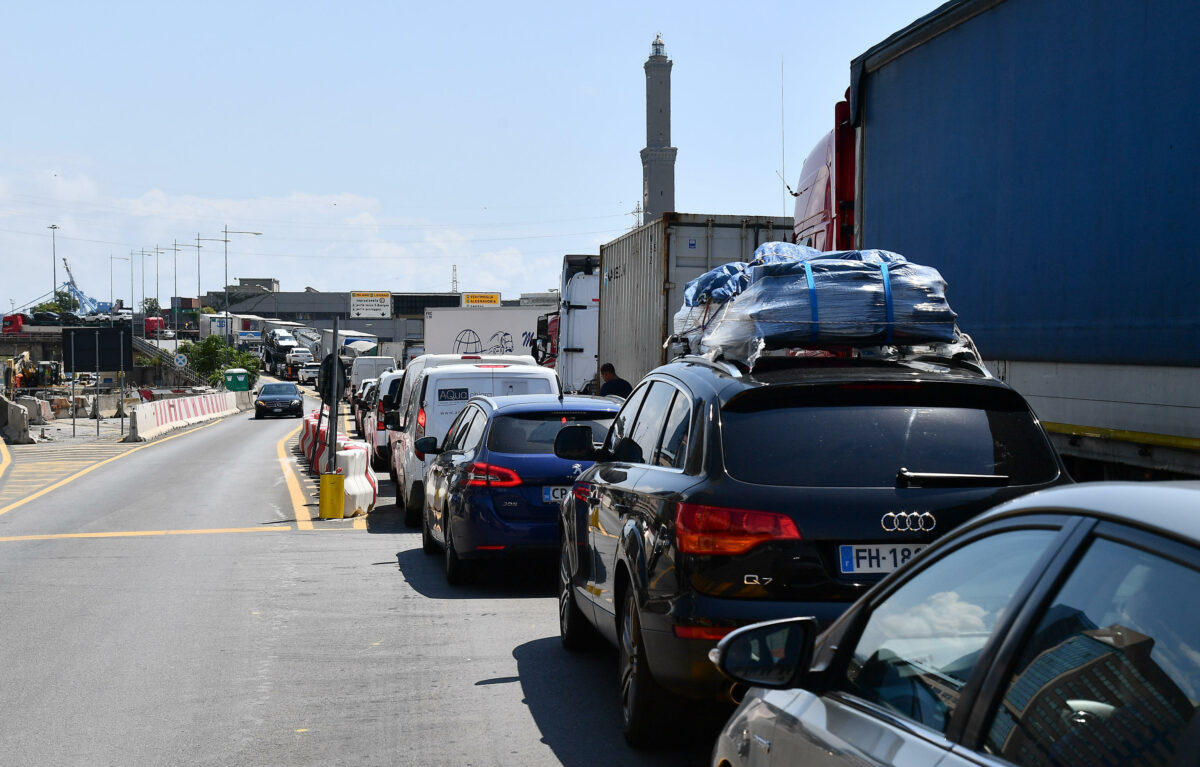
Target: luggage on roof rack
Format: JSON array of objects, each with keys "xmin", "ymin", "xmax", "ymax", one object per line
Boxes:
[{"xmin": 671, "ymin": 242, "xmax": 961, "ymax": 368}]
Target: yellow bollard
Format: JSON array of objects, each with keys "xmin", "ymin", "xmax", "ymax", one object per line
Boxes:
[{"xmin": 318, "ymin": 472, "xmax": 345, "ymax": 519}]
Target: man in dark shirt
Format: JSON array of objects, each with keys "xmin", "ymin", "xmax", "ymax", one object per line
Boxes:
[{"xmin": 598, "ymin": 362, "xmax": 632, "ymax": 398}]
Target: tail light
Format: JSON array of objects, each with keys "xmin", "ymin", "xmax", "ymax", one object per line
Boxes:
[
  {"xmin": 675, "ymin": 503, "xmax": 801, "ymax": 556},
  {"xmin": 465, "ymin": 462, "xmax": 522, "ymax": 487},
  {"xmin": 376, "ymin": 401, "xmax": 386, "ymax": 430},
  {"xmin": 414, "ymin": 408, "xmax": 427, "ymax": 459}
]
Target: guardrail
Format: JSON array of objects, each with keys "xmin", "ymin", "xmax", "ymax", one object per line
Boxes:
[{"xmin": 131, "ymin": 336, "xmax": 209, "ymax": 387}]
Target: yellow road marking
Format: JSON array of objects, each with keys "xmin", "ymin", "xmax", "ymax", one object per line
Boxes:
[
  {"xmin": 352, "ymin": 516, "xmax": 366, "ymax": 530},
  {"xmin": 0, "ymin": 441, "xmax": 9, "ymax": 482},
  {"xmin": 0, "ymin": 527, "xmax": 288, "ymax": 543},
  {"xmin": 277, "ymin": 423, "xmax": 312, "ymax": 530},
  {"xmin": 0, "ymin": 419, "xmax": 225, "ymax": 518}
]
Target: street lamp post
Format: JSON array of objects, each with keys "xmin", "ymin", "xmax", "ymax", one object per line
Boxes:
[
  {"xmin": 48, "ymin": 224, "xmax": 58, "ymax": 309},
  {"xmin": 139, "ymin": 248, "xmax": 163, "ymax": 337},
  {"xmin": 109, "ymin": 254, "xmax": 129, "ymax": 319},
  {"xmin": 206, "ymin": 226, "xmax": 262, "ymax": 367}
]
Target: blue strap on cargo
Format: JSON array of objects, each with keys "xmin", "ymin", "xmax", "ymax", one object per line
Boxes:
[
  {"xmin": 880, "ymin": 262, "xmax": 894, "ymax": 344},
  {"xmin": 803, "ymin": 262, "xmax": 818, "ymax": 344}
]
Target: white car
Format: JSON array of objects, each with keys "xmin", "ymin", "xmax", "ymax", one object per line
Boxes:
[{"xmin": 297, "ymin": 362, "xmax": 321, "ymax": 385}]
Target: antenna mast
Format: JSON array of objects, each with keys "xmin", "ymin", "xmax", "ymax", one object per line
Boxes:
[{"xmin": 451, "ymin": 265, "xmax": 458, "ymax": 293}]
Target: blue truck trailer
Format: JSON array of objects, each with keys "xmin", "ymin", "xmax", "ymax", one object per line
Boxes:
[{"xmin": 794, "ymin": 0, "xmax": 1200, "ymax": 477}]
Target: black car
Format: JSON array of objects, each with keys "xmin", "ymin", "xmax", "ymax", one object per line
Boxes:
[
  {"xmin": 58, "ymin": 311, "xmax": 83, "ymax": 325},
  {"xmin": 554, "ymin": 354, "xmax": 1069, "ymax": 746},
  {"xmin": 254, "ymin": 382, "xmax": 304, "ymax": 419},
  {"xmin": 31, "ymin": 311, "xmax": 60, "ymax": 325}
]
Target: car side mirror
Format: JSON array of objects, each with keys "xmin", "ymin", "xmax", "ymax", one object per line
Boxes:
[
  {"xmin": 554, "ymin": 424, "xmax": 597, "ymax": 460},
  {"xmin": 710, "ymin": 617, "xmax": 817, "ymax": 690},
  {"xmin": 414, "ymin": 436, "xmax": 441, "ymax": 455}
]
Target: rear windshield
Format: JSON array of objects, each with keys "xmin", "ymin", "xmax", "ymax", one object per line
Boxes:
[
  {"xmin": 260, "ymin": 384, "xmax": 298, "ymax": 396},
  {"xmin": 487, "ymin": 411, "xmax": 615, "ymax": 454},
  {"xmin": 721, "ymin": 383, "xmax": 1058, "ymax": 487}
]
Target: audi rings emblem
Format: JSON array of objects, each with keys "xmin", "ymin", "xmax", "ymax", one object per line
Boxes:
[{"xmin": 881, "ymin": 511, "xmax": 936, "ymax": 533}]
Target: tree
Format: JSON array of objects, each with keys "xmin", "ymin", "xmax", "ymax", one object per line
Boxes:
[
  {"xmin": 178, "ymin": 335, "xmax": 260, "ymax": 387},
  {"xmin": 32, "ymin": 290, "xmax": 79, "ymax": 313},
  {"xmin": 141, "ymin": 297, "xmax": 161, "ymax": 315}
]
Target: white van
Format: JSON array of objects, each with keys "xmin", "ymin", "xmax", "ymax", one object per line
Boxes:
[
  {"xmin": 349, "ymin": 356, "xmax": 397, "ymax": 398},
  {"xmin": 387, "ymin": 361, "xmax": 559, "ymax": 525},
  {"xmin": 391, "ymin": 354, "xmax": 537, "ymax": 432}
]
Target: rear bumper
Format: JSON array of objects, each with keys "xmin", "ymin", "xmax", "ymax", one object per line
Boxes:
[
  {"xmin": 639, "ymin": 595, "xmax": 852, "ymax": 701},
  {"xmin": 450, "ymin": 496, "xmax": 558, "ymax": 559}
]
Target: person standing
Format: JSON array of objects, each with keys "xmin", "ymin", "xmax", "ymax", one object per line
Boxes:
[{"xmin": 598, "ymin": 362, "xmax": 632, "ymax": 398}]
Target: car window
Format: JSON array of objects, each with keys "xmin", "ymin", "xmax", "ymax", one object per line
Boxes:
[
  {"xmin": 459, "ymin": 409, "xmax": 488, "ymax": 452},
  {"xmin": 621, "ymin": 382, "xmax": 675, "ymax": 465},
  {"xmin": 838, "ymin": 528, "xmax": 1058, "ymax": 734},
  {"xmin": 982, "ymin": 536, "xmax": 1200, "ymax": 765},
  {"xmin": 443, "ymin": 408, "xmax": 477, "ymax": 450},
  {"xmin": 721, "ymin": 384, "xmax": 1059, "ymax": 487},
  {"xmin": 487, "ymin": 411, "xmax": 616, "ymax": 454},
  {"xmin": 656, "ymin": 391, "xmax": 690, "ymax": 468},
  {"xmin": 605, "ymin": 384, "xmax": 650, "ymax": 457}
]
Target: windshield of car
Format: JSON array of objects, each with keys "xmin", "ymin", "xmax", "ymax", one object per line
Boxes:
[
  {"xmin": 487, "ymin": 411, "xmax": 615, "ymax": 454},
  {"xmin": 259, "ymin": 384, "xmax": 298, "ymax": 396},
  {"xmin": 721, "ymin": 383, "xmax": 1058, "ymax": 487}
]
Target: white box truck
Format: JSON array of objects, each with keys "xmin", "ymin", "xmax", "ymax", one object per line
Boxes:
[{"xmin": 423, "ymin": 306, "xmax": 543, "ymax": 357}]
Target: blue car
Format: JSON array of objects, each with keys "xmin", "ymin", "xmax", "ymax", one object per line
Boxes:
[{"xmin": 417, "ymin": 394, "xmax": 619, "ymax": 585}]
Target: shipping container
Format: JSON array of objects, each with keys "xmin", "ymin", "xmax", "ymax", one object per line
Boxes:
[{"xmin": 598, "ymin": 213, "xmax": 792, "ymax": 385}]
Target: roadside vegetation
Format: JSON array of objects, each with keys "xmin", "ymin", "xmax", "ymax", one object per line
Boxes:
[{"xmin": 177, "ymin": 335, "xmax": 261, "ymax": 387}]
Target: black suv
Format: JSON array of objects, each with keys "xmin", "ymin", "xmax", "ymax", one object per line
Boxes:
[{"xmin": 554, "ymin": 354, "xmax": 1069, "ymax": 746}]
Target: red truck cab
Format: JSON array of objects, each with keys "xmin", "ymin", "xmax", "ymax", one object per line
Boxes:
[
  {"xmin": 793, "ymin": 97, "xmax": 855, "ymax": 251},
  {"xmin": 2, "ymin": 313, "xmax": 31, "ymax": 334}
]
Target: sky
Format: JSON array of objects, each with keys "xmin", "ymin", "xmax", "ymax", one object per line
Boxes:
[{"xmin": 1, "ymin": 0, "xmax": 943, "ymax": 312}]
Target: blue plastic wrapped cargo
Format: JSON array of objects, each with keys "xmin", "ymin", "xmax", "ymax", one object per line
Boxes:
[{"xmin": 689, "ymin": 242, "xmax": 958, "ymax": 365}]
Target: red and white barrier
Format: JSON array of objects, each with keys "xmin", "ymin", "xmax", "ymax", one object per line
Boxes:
[{"xmin": 126, "ymin": 392, "xmax": 238, "ymax": 441}]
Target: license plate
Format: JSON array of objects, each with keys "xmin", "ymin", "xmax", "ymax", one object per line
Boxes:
[
  {"xmin": 839, "ymin": 544, "xmax": 925, "ymax": 574},
  {"xmin": 272, "ymin": 407, "xmax": 282, "ymax": 413},
  {"xmin": 542, "ymin": 486, "xmax": 570, "ymax": 503}
]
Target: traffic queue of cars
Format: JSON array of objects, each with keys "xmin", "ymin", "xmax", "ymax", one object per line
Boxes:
[{"xmin": 282, "ymin": 346, "xmax": 1199, "ymax": 765}]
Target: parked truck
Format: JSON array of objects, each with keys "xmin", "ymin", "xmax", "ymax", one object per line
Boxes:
[
  {"xmin": 597, "ymin": 213, "xmax": 793, "ymax": 385},
  {"xmin": 534, "ymin": 255, "xmax": 600, "ymax": 392},
  {"xmin": 423, "ymin": 306, "xmax": 543, "ymax": 358},
  {"xmin": 319, "ymin": 328, "xmax": 378, "ymax": 359},
  {"xmin": 790, "ymin": 0, "xmax": 1200, "ymax": 478}
]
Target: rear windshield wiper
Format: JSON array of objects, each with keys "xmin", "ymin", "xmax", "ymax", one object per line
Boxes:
[{"xmin": 897, "ymin": 467, "xmax": 1009, "ymax": 488}]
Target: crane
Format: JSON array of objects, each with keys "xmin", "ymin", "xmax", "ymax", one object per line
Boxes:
[{"xmin": 61, "ymin": 258, "xmax": 101, "ymax": 314}]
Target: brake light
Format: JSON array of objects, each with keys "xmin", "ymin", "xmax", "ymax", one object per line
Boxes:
[
  {"xmin": 673, "ymin": 626, "xmax": 734, "ymax": 640},
  {"xmin": 572, "ymin": 482, "xmax": 592, "ymax": 503},
  {"xmin": 461, "ymin": 355, "xmax": 481, "ymax": 359},
  {"xmin": 476, "ymin": 364, "xmax": 509, "ymax": 368},
  {"xmin": 465, "ymin": 462, "xmax": 522, "ymax": 487},
  {"xmin": 376, "ymin": 400, "xmax": 386, "ymax": 429},
  {"xmin": 675, "ymin": 503, "xmax": 801, "ymax": 555},
  {"xmin": 416, "ymin": 408, "xmax": 426, "ymax": 430}
]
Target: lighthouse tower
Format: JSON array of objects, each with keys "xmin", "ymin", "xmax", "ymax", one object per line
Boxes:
[{"xmin": 640, "ymin": 34, "xmax": 677, "ymax": 222}]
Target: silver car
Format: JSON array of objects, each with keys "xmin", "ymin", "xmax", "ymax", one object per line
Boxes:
[{"xmin": 711, "ymin": 482, "xmax": 1200, "ymax": 767}]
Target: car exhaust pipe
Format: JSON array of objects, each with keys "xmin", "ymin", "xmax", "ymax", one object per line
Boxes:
[{"xmin": 725, "ymin": 683, "xmax": 748, "ymax": 705}]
